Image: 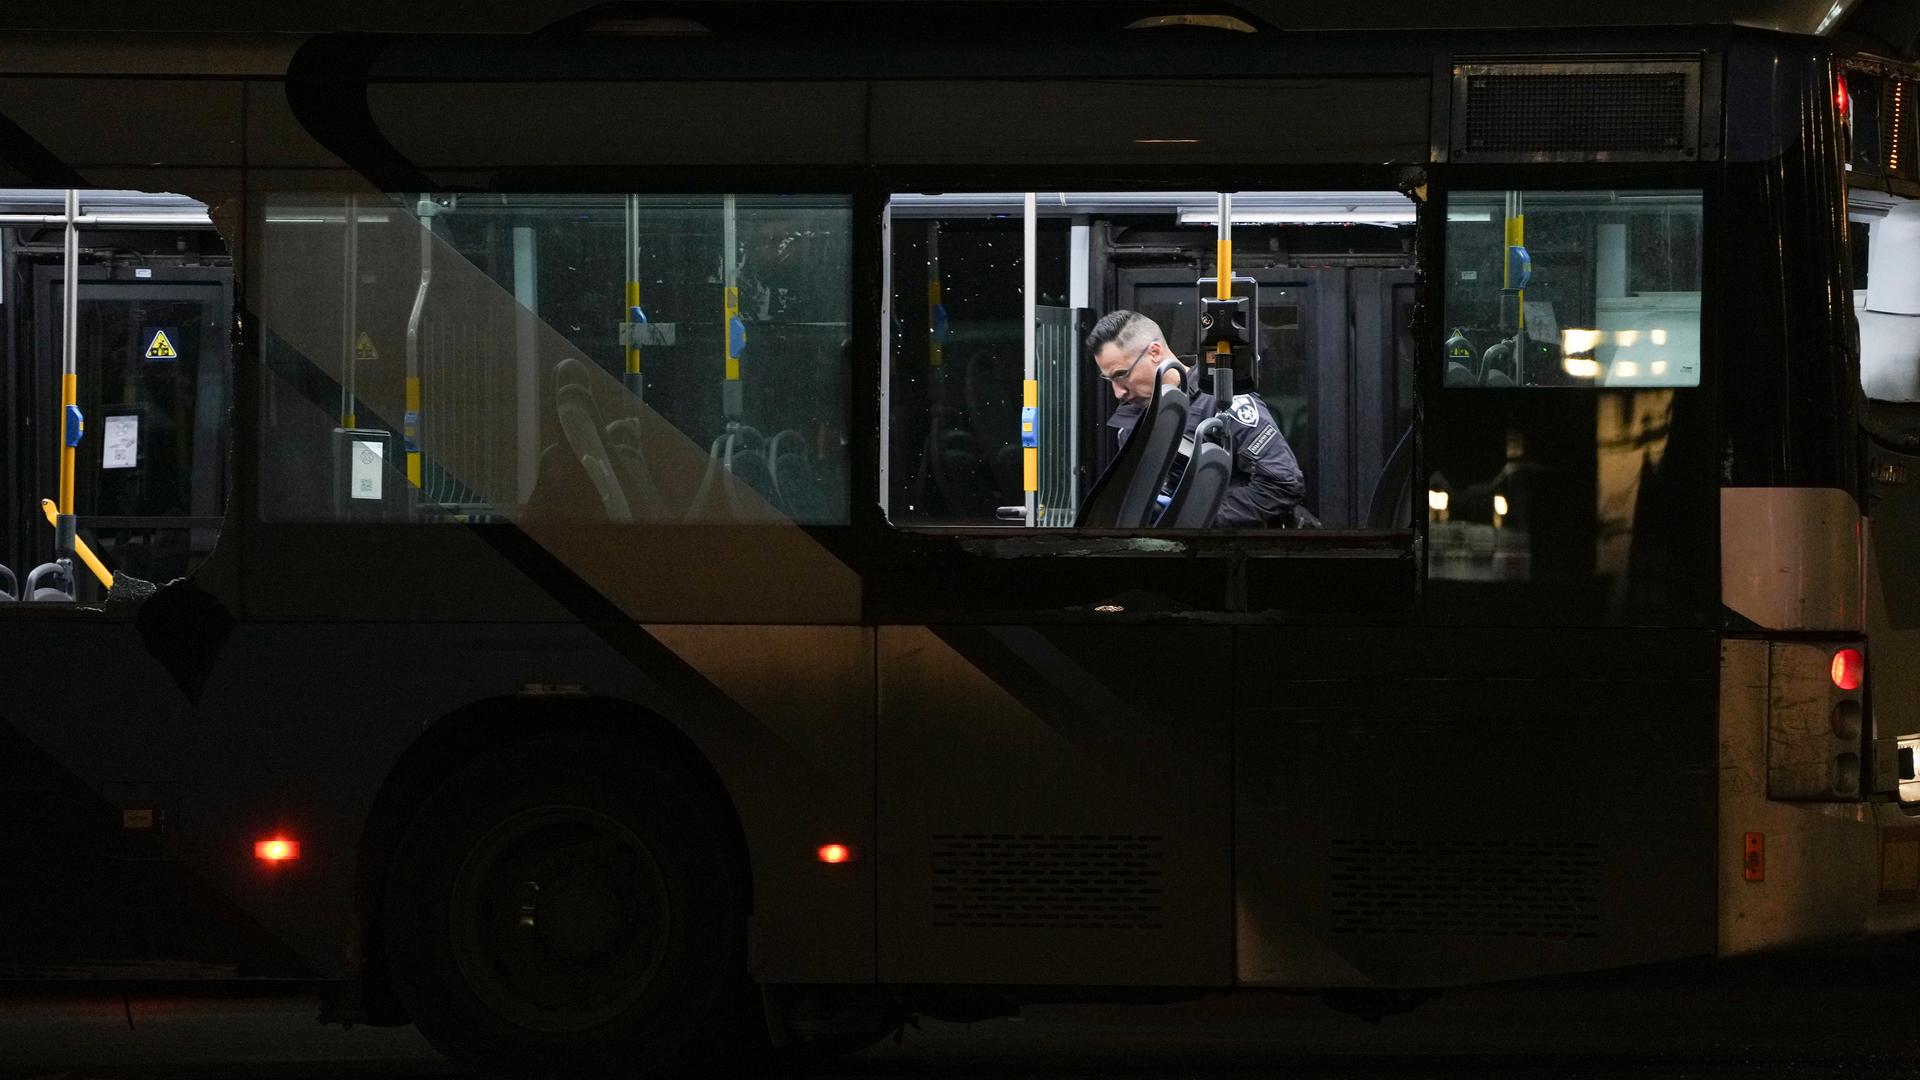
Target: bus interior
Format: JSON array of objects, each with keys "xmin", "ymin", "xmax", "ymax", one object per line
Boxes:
[{"xmin": 5, "ymin": 183, "xmax": 1716, "ymax": 598}]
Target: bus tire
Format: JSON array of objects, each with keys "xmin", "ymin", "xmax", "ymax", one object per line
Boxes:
[{"xmin": 381, "ymin": 736, "xmax": 744, "ymax": 1079}]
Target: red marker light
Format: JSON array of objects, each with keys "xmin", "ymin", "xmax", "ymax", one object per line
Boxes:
[
  {"xmin": 254, "ymin": 838, "xmax": 301, "ymax": 863},
  {"xmin": 816, "ymin": 843, "xmax": 852, "ymax": 865},
  {"xmin": 1831, "ymin": 648, "xmax": 1864, "ymax": 691},
  {"xmin": 1836, "ymin": 73, "xmax": 1851, "ymax": 121}
]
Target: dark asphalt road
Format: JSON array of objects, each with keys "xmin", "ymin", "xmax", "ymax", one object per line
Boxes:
[{"xmin": 5, "ymin": 940, "xmax": 1920, "ymax": 1079}]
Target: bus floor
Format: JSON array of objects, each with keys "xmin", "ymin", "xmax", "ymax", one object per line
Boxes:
[{"xmin": 2, "ymin": 938, "xmax": 1918, "ymax": 1079}]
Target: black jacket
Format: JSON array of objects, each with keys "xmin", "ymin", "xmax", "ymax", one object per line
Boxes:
[{"xmin": 1108, "ymin": 390, "xmax": 1305, "ymax": 526}]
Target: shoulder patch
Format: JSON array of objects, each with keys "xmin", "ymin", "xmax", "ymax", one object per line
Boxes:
[
  {"xmin": 1247, "ymin": 424, "xmax": 1278, "ymax": 456},
  {"xmin": 1230, "ymin": 394, "xmax": 1259, "ymax": 426}
]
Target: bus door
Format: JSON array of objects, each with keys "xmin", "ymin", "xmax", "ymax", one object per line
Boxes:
[
  {"xmin": 1119, "ymin": 266, "xmax": 1417, "ymax": 526},
  {"xmin": 27, "ymin": 264, "xmax": 231, "ymax": 593}
]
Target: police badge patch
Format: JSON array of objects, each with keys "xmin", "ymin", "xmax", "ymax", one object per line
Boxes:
[{"xmin": 1231, "ymin": 394, "xmax": 1259, "ymax": 426}]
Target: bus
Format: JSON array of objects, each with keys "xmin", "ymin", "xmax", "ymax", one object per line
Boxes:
[{"xmin": 0, "ymin": 3, "xmax": 1912, "ymax": 1075}]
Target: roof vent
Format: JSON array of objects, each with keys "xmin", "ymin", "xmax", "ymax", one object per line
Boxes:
[{"xmin": 1451, "ymin": 60, "xmax": 1701, "ymax": 162}]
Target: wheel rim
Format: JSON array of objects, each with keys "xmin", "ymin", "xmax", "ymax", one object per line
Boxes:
[{"xmin": 448, "ymin": 804, "xmax": 671, "ymax": 1033}]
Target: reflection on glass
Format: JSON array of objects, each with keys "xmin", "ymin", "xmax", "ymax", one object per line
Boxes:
[
  {"xmin": 1442, "ymin": 190, "xmax": 1702, "ymax": 389},
  {"xmin": 257, "ymin": 193, "xmax": 852, "ymax": 526}
]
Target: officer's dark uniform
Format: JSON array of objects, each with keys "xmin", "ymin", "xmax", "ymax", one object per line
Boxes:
[{"xmin": 1108, "ymin": 389, "xmax": 1305, "ymax": 526}]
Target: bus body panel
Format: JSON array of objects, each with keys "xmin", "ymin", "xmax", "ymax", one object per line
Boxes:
[{"xmin": 1236, "ymin": 626, "xmax": 1718, "ymax": 986}]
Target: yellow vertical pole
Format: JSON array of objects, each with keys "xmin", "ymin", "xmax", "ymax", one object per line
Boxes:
[
  {"xmin": 1214, "ymin": 192, "xmax": 1234, "ymax": 366},
  {"xmin": 58, "ymin": 188, "xmax": 81, "ymax": 516},
  {"xmin": 1022, "ymin": 378, "xmax": 1039, "ymax": 493},
  {"xmin": 1504, "ymin": 195, "xmax": 1526, "ymax": 330},
  {"xmin": 721, "ymin": 195, "xmax": 743, "ymax": 420}
]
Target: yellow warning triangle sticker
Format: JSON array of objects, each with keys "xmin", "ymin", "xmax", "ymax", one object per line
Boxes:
[
  {"xmin": 144, "ymin": 329, "xmax": 177, "ymax": 360},
  {"xmin": 355, "ymin": 331, "xmax": 379, "ymax": 361}
]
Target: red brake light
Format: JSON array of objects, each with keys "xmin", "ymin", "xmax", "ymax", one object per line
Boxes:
[
  {"xmin": 1831, "ymin": 648, "xmax": 1864, "ymax": 691},
  {"xmin": 1837, "ymin": 73, "xmax": 1852, "ymax": 122},
  {"xmin": 254, "ymin": 838, "xmax": 301, "ymax": 862},
  {"xmin": 816, "ymin": 843, "xmax": 852, "ymax": 865}
]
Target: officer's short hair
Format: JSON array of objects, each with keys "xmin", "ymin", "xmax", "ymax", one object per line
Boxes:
[{"xmin": 1086, "ymin": 310, "xmax": 1165, "ymax": 359}]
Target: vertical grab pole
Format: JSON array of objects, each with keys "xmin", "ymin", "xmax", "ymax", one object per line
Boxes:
[
  {"xmin": 1022, "ymin": 192, "xmax": 1038, "ymax": 527},
  {"xmin": 404, "ymin": 197, "xmax": 434, "ymax": 490},
  {"xmin": 56, "ymin": 188, "xmax": 81, "ymax": 593},
  {"xmin": 624, "ymin": 194, "xmax": 644, "ymax": 399},
  {"xmin": 58, "ymin": 188, "xmax": 81, "ymax": 517},
  {"xmin": 1211, "ymin": 191, "xmax": 1235, "ymax": 405},
  {"xmin": 341, "ymin": 194, "xmax": 359, "ymax": 427},
  {"xmin": 721, "ymin": 194, "xmax": 743, "ymax": 422},
  {"xmin": 1503, "ymin": 190, "xmax": 1526, "ymax": 331},
  {"xmin": 512, "ymin": 225, "xmax": 541, "ymax": 504}
]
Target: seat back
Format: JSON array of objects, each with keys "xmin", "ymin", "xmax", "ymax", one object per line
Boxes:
[
  {"xmin": 1077, "ymin": 361, "xmax": 1190, "ymax": 528},
  {"xmin": 602, "ymin": 417, "xmax": 674, "ymax": 521},
  {"xmin": 553, "ymin": 358, "xmax": 633, "ymax": 522},
  {"xmin": 1163, "ymin": 417, "xmax": 1232, "ymax": 528}
]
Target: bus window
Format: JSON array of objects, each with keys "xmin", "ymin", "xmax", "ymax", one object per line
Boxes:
[
  {"xmin": 1442, "ymin": 190, "xmax": 1703, "ymax": 389},
  {"xmin": 0, "ymin": 189, "xmax": 231, "ymax": 602},
  {"xmin": 257, "ymin": 194, "xmax": 852, "ymax": 526},
  {"xmin": 1856, "ymin": 194, "xmax": 1920, "ymax": 402},
  {"xmin": 886, "ymin": 191, "xmax": 1416, "ymax": 530}
]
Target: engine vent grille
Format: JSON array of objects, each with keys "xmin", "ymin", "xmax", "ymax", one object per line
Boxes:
[
  {"xmin": 930, "ymin": 833, "xmax": 1166, "ymax": 930},
  {"xmin": 1452, "ymin": 61, "xmax": 1700, "ymax": 161},
  {"xmin": 1329, "ymin": 838, "xmax": 1603, "ymax": 939}
]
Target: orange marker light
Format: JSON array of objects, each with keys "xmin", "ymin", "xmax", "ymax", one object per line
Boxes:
[
  {"xmin": 816, "ymin": 843, "xmax": 852, "ymax": 865},
  {"xmin": 1831, "ymin": 648, "xmax": 1864, "ymax": 691},
  {"xmin": 254, "ymin": 838, "xmax": 301, "ymax": 863}
]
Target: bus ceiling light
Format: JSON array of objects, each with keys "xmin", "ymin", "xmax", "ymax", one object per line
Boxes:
[
  {"xmin": 1427, "ymin": 490, "xmax": 1449, "ymax": 512},
  {"xmin": 254, "ymin": 837, "xmax": 301, "ymax": 863},
  {"xmin": 1562, "ymin": 357, "xmax": 1602, "ymax": 379},
  {"xmin": 816, "ymin": 843, "xmax": 853, "ymax": 865},
  {"xmin": 1831, "ymin": 647, "xmax": 1864, "ymax": 691}
]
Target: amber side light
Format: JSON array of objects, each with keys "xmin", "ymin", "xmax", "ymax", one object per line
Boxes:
[
  {"xmin": 816, "ymin": 843, "xmax": 853, "ymax": 865},
  {"xmin": 254, "ymin": 838, "xmax": 301, "ymax": 862}
]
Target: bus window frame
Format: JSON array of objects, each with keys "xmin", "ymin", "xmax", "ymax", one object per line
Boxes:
[{"xmin": 873, "ymin": 179, "xmax": 1431, "ymax": 545}]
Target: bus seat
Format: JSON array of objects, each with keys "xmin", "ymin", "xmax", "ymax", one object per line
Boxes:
[
  {"xmin": 0, "ymin": 564, "xmax": 14, "ymax": 601},
  {"xmin": 553, "ymin": 358, "xmax": 633, "ymax": 523},
  {"xmin": 1077, "ymin": 360, "xmax": 1189, "ymax": 528},
  {"xmin": 1365, "ymin": 425, "xmax": 1416, "ymax": 529},
  {"xmin": 767, "ymin": 429, "xmax": 823, "ymax": 520},
  {"xmin": 1481, "ymin": 368, "xmax": 1516, "ymax": 388},
  {"xmin": 1162, "ymin": 417, "xmax": 1231, "ymax": 528},
  {"xmin": 1444, "ymin": 361, "xmax": 1477, "ymax": 387},
  {"xmin": 602, "ymin": 417, "xmax": 673, "ymax": 521}
]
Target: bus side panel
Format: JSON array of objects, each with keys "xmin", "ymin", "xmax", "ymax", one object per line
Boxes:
[
  {"xmin": 0, "ymin": 617, "xmax": 306, "ymax": 978},
  {"xmin": 876, "ymin": 625, "xmax": 1232, "ymax": 986},
  {"xmin": 1235, "ymin": 626, "xmax": 1717, "ymax": 987},
  {"xmin": 0, "ymin": 613, "xmax": 876, "ymax": 984}
]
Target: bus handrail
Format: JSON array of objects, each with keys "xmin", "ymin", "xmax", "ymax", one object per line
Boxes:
[{"xmin": 39, "ymin": 497, "xmax": 113, "ymax": 590}]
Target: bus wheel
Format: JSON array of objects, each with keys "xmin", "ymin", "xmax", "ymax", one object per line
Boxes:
[{"xmin": 382, "ymin": 738, "xmax": 742, "ymax": 1079}]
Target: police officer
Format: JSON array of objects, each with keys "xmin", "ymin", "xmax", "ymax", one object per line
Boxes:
[{"xmin": 1087, "ymin": 310, "xmax": 1304, "ymax": 526}]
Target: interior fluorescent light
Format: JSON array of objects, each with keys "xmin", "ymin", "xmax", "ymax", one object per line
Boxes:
[{"xmin": 1178, "ymin": 209, "xmax": 1414, "ymax": 225}]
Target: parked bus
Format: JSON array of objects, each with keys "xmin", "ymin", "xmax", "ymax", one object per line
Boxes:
[{"xmin": 1, "ymin": 4, "xmax": 1913, "ymax": 1075}]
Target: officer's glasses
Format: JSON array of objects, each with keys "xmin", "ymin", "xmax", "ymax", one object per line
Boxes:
[{"xmin": 1102, "ymin": 342, "xmax": 1154, "ymax": 386}]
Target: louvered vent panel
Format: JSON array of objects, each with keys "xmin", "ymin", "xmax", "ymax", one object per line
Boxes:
[
  {"xmin": 1329, "ymin": 838, "xmax": 1603, "ymax": 939},
  {"xmin": 930, "ymin": 833, "xmax": 1166, "ymax": 930},
  {"xmin": 1454, "ymin": 62, "xmax": 1699, "ymax": 161}
]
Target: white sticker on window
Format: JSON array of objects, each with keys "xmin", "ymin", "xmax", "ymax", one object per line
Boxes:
[
  {"xmin": 350, "ymin": 439, "xmax": 384, "ymax": 500},
  {"xmin": 102, "ymin": 415, "xmax": 138, "ymax": 469}
]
